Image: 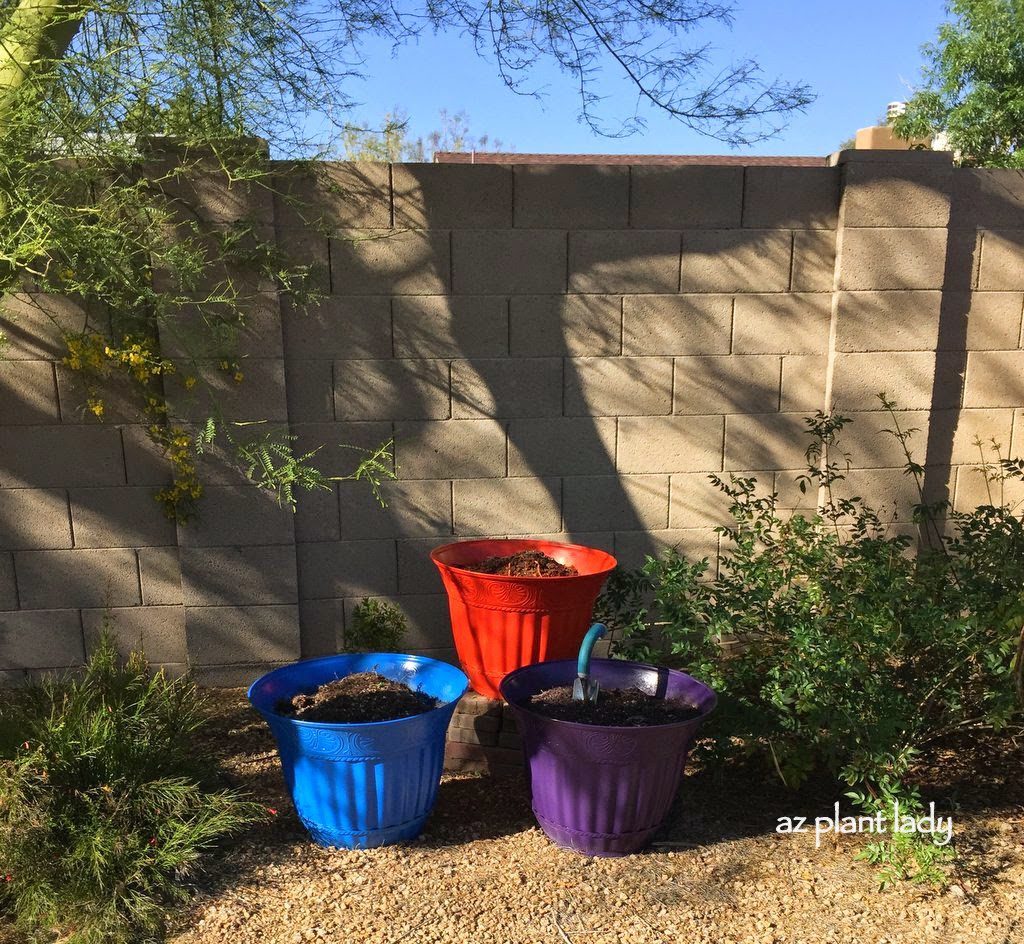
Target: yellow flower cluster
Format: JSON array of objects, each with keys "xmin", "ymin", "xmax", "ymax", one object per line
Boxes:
[
  {"xmin": 154, "ymin": 426, "xmax": 203, "ymax": 519},
  {"xmin": 62, "ymin": 332, "xmax": 107, "ymax": 373}
]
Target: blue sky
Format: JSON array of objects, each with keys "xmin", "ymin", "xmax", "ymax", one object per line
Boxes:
[{"xmin": 342, "ymin": 0, "xmax": 948, "ymax": 156}]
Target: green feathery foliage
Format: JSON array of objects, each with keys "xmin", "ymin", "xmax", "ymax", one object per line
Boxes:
[
  {"xmin": 345, "ymin": 597, "xmax": 408, "ymax": 653},
  {"xmin": 0, "ymin": 627, "xmax": 263, "ymax": 943}
]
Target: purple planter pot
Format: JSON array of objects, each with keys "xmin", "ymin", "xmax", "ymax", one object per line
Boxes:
[{"xmin": 500, "ymin": 658, "xmax": 716, "ymax": 857}]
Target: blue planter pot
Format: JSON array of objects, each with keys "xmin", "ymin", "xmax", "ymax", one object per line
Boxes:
[{"xmin": 249, "ymin": 653, "xmax": 468, "ymax": 849}]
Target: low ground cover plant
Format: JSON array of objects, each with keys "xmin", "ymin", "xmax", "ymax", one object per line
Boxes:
[
  {"xmin": 345, "ymin": 598, "xmax": 408, "ymax": 653},
  {"xmin": 0, "ymin": 629, "xmax": 261, "ymax": 944},
  {"xmin": 602, "ymin": 400, "xmax": 1024, "ymax": 885}
]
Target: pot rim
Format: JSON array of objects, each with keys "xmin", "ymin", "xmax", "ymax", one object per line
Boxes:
[
  {"xmin": 430, "ymin": 538, "xmax": 617, "ymax": 582},
  {"xmin": 499, "ymin": 657, "xmax": 718, "ymax": 733},
  {"xmin": 247, "ymin": 652, "xmax": 469, "ymax": 731}
]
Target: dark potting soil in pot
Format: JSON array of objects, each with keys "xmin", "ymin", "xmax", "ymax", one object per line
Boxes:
[
  {"xmin": 276, "ymin": 672, "xmax": 439, "ymax": 724},
  {"xmin": 527, "ymin": 685, "xmax": 701, "ymax": 726},
  {"xmin": 466, "ymin": 550, "xmax": 578, "ymax": 577}
]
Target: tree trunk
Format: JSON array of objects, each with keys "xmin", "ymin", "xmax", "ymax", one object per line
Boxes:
[{"xmin": 0, "ymin": 0, "xmax": 88, "ymax": 124}]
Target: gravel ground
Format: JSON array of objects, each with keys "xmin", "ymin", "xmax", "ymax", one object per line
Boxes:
[{"xmin": 170, "ymin": 691, "xmax": 1024, "ymax": 944}]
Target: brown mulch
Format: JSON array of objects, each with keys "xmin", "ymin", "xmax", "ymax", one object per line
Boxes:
[
  {"xmin": 163, "ymin": 691, "xmax": 1023, "ymax": 944},
  {"xmin": 466, "ymin": 550, "xmax": 578, "ymax": 577},
  {"xmin": 528, "ymin": 685, "xmax": 701, "ymax": 726},
  {"xmin": 276, "ymin": 672, "xmax": 437, "ymax": 724}
]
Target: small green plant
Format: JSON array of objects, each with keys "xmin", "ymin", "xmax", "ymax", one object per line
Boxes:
[
  {"xmin": 602, "ymin": 396, "xmax": 1024, "ymax": 885},
  {"xmin": 345, "ymin": 599, "xmax": 408, "ymax": 653},
  {"xmin": 0, "ymin": 626, "xmax": 262, "ymax": 944}
]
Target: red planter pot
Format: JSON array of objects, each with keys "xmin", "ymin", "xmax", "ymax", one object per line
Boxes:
[{"xmin": 431, "ymin": 539, "xmax": 617, "ymax": 699}]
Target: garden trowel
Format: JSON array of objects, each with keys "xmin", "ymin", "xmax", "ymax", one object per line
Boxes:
[{"xmin": 572, "ymin": 623, "xmax": 608, "ymax": 704}]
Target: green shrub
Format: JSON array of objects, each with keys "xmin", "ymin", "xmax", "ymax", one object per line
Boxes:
[
  {"xmin": 0, "ymin": 629, "xmax": 261, "ymax": 943},
  {"xmin": 345, "ymin": 598, "xmax": 408, "ymax": 653},
  {"xmin": 604, "ymin": 401, "xmax": 1024, "ymax": 885}
]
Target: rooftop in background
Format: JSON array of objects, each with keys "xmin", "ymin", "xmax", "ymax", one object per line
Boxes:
[{"xmin": 433, "ymin": 152, "xmax": 828, "ymax": 166}]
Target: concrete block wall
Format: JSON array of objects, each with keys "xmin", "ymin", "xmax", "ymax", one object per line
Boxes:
[{"xmin": 2, "ymin": 151, "xmax": 1023, "ymax": 683}]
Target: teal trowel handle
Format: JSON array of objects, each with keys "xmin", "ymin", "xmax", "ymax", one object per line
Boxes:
[{"xmin": 577, "ymin": 623, "xmax": 608, "ymax": 678}]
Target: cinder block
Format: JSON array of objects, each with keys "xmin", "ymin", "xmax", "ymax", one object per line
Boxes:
[
  {"xmin": 669, "ymin": 472, "xmax": 736, "ymax": 528},
  {"xmin": 393, "ymin": 164, "xmax": 512, "ymax": 229},
  {"xmin": 842, "ymin": 162, "xmax": 952, "ymax": 228},
  {"xmin": 780, "ymin": 355, "xmax": 828, "ymax": 412},
  {"xmin": 568, "ymin": 231, "xmax": 680, "ymax": 294},
  {"xmin": 835, "ymin": 291, "xmax": 942, "ymax": 352},
  {"xmin": 337, "ymin": 479, "xmax": 452, "ymax": 539},
  {"xmin": 185, "ymin": 604, "xmax": 300, "ymax": 665},
  {"xmin": 673, "ymin": 355, "xmax": 781, "ymax": 415},
  {"xmin": 335, "ymin": 358, "xmax": 450, "ymax": 421},
  {"xmin": 55, "ymin": 364, "xmax": 141, "ymax": 425},
  {"xmin": 447, "ymin": 724, "xmax": 498, "ymax": 747},
  {"xmin": 451, "ymin": 358, "xmax": 562, "ymax": 419},
  {"xmin": 622, "ymin": 295, "xmax": 731, "ymax": 356},
  {"xmin": 0, "ymin": 489, "xmax": 73, "ymax": 549},
  {"xmin": 82, "ymin": 605, "xmax": 187, "ymax": 665},
  {"xmin": 452, "ymin": 230, "xmax": 566, "ymax": 294},
  {"xmin": 825, "ymin": 409, "xmax": 1014, "ymax": 469},
  {"xmin": 285, "ymin": 359, "xmax": 335, "ymax": 422},
  {"xmin": 733, "ymin": 294, "xmax": 832, "ymax": 355},
  {"xmin": 190, "ymin": 661, "xmax": 289, "ymax": 686},
  {"xmin": 838, "ymin": 469, "xmax": 927, "ymax": 514},
  {"xmin": 614, "ymin": 528, "xmax": 719, "ymax": 571},
  {"xmin": 0, "ymin": 553, "xmax": 17, "ymax": 609},
  {"xmin": 946, "ymin": 292, "xmax": 1024, "ymax": 350},
  {"xmin": 513, "ymin": 531, "xmax": 616, "ymax": 554},
  {"xmin": 122, "ymin": 426, "xmax": 172, "ymax": 486},
  {"xmin": 69, "ymin": 487, "xmax": 175, "ymax": 548},
  {"xmin": 509, "ymin": 295, "xmax": 621, "ymax": 357},
  {"xmin": 159, "ymin": 292, "xmax": 284, "ymax": 360},
  {"xmin": 273, "ymin": 161, "xmax": 391, "ymax": 230},
  {"xmin": 296, "ymin": 539, "xmax": 397, "ymax": 599},
  {"xmin": 950, "ymin": 167, "xmax": 1024, "ymax": 229},
  {"xmin": 330, "ymin": 230, "xmax": 450, "ymax": 295},
  {"xmin": 514, "ymin": 165, "xmax": 628, "ymax": 229},
  {"xmin": 454, "ymin": 691, "xmax": 503, "ymax": 717},
  {"xmin": 507, "ymin": 417, "xmax": 617, "ymax": 476},
  {"xmin": 954, "ymin": 462, "xmax": 1024, "ymax": 512},
  {"xmin": 0, "ymin": 361, "xmax": 60, "ymax": 424},
  {"xmin": 177, "ymin": 486, "xmax": 295, "ymax": 547},
  {"xmin": 838, "ymin": 228, "xmax": 948, "ymax": 290},
  {"xmin": 147, "ymin": 153, "xmax": 274, "ymax": 224},
  {"xmin": 724, "ymin": 413, "xmax": 811, "ymax": 471},
  {"xmin": 0, "ymin": 609, "xmax": 84, "ymax": 669},
  {"xmin": 0, "ymin": 293, "xmax": 99, "ymax": 360},
  {"xmin": 274, "ymin": 228, "xmax": 330, "ymax": 291},
  {"xmin": 0, "ymin": 417, "xmax": 124, "ymax": 490},
  {"xmin": 342, "ymin": 593, "xmax": 451, "ymax": 650},
  {"xmin": 830, "ymin": 352, "xmax": 939, "ymax": 410},
  {"xmin": 453, "ymin": 478, "xmax": 561, "ymax": 535},
  {"xmin": 564, "ymin": 356, "xmax": 673, "ymax": 416},
  {"xmin": 617, "ymin": 415, "xmax": 724, "ymax": 473},
  {"xmin": 791, "ymin": 230, "xmax": 836, "ymax": 291},
  {"xmin": 299, "ymin": 599, "xmax": 344, "ymax": 657},
  {"xmin": 181, "ymin": 545, "xmax": 298, "ymax": 606},
  {"xmin": 743, "ymin": 166, "xmax": 840, "ymax": 229},
  {"xmin": 295, "ymin": 486, "xmax": 340, "ymax": 543},
  {"xmin": 964, "ymin": 351, "xmax": 1024, "ymax": 407},
  {"xmin": 681, "ymin": 230, "xmax": 791, "ymax": 293},
  {"xmin": 393, "ymin": 296, "xmax": 508, "ymax": 357},
  {"xmin": 15, "ymin": 548, "xmax": 141, "ymax": 609},
  {"xmin": 630, "ymin": 165, "xmax": 743, "ymax": 229},
  {"xmin": 281, "ymin": 295, "xmax": 391, "ymax": 359},
  {"xmin": 562, "ymin": 475, "xmax": 669, "ymax": 531},
  {"xmin": 394, "ymin": 420, "xmax": 506, "ymax": 479},
  {"xmin": 396, "ymin": 537, "xmax": 448, "ymax": 594},
  {"xmin": 138, "ymin": 547, "xmax": 182, "ymax": 605},
  {"xmin": 291, "ymin": 421, "xmax": 395, "ymax": 479},
  {"xmin": 166, "ymin": 358, "xmax": 288, "ymax": 424},
  {"xmin": 978, "ymin": 230, "xmax": 1024, "ymax": 290}
]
